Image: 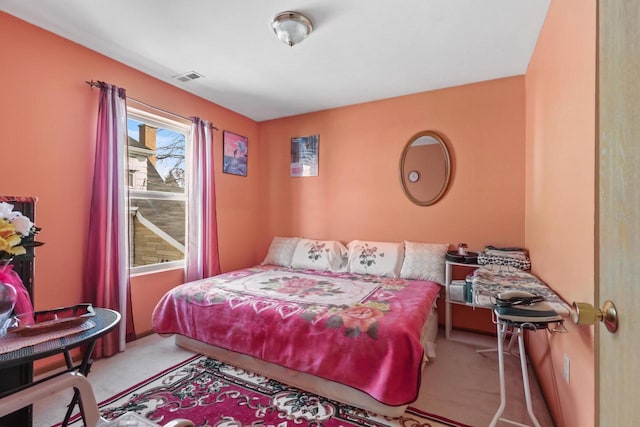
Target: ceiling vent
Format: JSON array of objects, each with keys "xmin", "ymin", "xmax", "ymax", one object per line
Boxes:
[{"xmin": 173, "ymin": 71, "xmax": 204, "ymax": 83}]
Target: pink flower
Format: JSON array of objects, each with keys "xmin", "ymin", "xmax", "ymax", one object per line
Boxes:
[
  {"xmin": 225, "ymin": 270, "xmax": 251, "ymax": 279},
  {"xmin": 280, "ymin": 277, "xmax": 318, "ymax": 293},
  {"xmin": 338, "ymin": 306, "xmax": 384, "ymax": 331},
  {"xmin": 381, "ymin": 278, "xmax": 406, "ymax": 286}
]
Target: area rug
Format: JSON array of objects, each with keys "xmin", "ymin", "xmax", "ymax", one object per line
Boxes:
[{"xmin": 59, "ymin": 355, "xmax": 470, "ymax": 427}]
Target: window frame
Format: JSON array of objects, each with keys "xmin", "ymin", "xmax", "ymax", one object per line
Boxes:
[{"xmin": 126, "ymin": 107, "xmax": 190, "ymax": 276}]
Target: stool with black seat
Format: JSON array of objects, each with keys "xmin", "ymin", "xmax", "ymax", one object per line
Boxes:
[{"xmin": 489, "ymin": 291, "xmax": 565, "ymax": 427}]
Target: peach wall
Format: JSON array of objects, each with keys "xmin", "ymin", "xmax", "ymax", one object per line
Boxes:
[
  {"xmin": 525, "ymin": 1, "xmax": 596, "ymax": 427},
  {"xmin": 0, "ymin": 12, "xmax": 260, "ymax": 334},
  {"xmin": 257, "ymin": 77, "xmax": 527, "ymax": 255}
]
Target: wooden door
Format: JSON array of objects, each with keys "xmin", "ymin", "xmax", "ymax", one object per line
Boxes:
[{"xmin": 597, "ymin": 1, "xmax": 640, "ymax": 425}]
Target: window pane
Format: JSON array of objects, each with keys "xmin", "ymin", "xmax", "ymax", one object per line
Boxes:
[
  {"xmin": 127, "ymin": 115, "xmax": 188, "ymax": 268},
  {"xmin": 130, "ymin": 198, "xmax": 185, "ymax": 267},
  {"xmin": 127, "ymin": 118, "xmax": 186, "ymax": 193}
]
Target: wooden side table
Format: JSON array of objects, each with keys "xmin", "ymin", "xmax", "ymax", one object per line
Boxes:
[{"xmin": 0, "ymin": 308, "xmax": 120, "ymax": 427}]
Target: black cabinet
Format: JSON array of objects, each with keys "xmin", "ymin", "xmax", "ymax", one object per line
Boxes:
[{"xmin": 0, "ymin": 196, "xmax": 37, "ymax": 427}]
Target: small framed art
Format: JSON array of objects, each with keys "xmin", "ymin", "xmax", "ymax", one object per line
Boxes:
[
  {"xmin": 223, "ymin": 131, "xmax": 248, "ymax": 176},
  {"xmin": 290, "ymin": 134, "xmax": 319, "ymax": 177}
]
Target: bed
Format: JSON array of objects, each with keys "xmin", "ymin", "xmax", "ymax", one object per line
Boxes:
[{"xmin": 152, "ymin": 238, "xmax": 448, "ymax": 417}]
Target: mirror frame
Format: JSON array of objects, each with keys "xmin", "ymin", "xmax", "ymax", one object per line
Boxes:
[{"xmin": 399, "ymin": 130, "xmax": 451, "ymax": 206}]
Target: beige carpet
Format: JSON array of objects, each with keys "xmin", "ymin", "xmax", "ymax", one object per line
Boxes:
[
  {"xmin": 33, "ymin": 331, "xmax": 555, "ymax": 427},
  {"xmin": 417, "ymin": 334, "xmax": 555, "ymax": 426}
]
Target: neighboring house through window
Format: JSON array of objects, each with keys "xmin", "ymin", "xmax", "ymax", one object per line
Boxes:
[{"xmin": 127, "ymin": 107, "xmax": 189, "ymax": 274}]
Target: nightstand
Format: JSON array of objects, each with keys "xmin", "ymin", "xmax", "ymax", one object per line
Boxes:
[{"xmin": 444, "ymin": 260, "xmax": 491, "ymax": 345}]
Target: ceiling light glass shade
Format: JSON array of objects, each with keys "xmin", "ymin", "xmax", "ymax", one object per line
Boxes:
[{"xmin": 271, "ymin": 11, "xmax": 313, "ymax": 47}]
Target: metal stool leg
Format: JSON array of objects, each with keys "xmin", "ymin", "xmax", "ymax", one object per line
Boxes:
[
  {"xmin": 517, "ymin": 329, "xmax": 541, "ymax": 427},
  {"xmin": 489, "ymin": 321, "xmax": 508, "ymax": 427},
  {"xmin": 490, "ymin": 321, "xmax": 543, "ymax": 427},
  {"xmin": 477, "ymin": 323, "xmax": 519, "ymax": 356}
]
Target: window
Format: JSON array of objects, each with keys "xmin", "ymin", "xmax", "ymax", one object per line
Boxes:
[{"xmin": 126, "ymin": 107, "xmax": 189, "ymax": 273}]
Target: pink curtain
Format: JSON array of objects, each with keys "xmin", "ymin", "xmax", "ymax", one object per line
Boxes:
[
  {"xmin": 84, "ymin": 82, "xmax": 134, "ymax": 358},
  {"xmin": 185, "ymin": 117, "xmax": 221, "ymax": 281}
]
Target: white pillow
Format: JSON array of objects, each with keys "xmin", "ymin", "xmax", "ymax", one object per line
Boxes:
[
  {"xmin": 261, "ymin": 236, "xmax": 301, "ymax": 267},
  {"xmin": 290, "ymin": 239, "xmax": 348, "ymax": 272},
  {"xmin": 346, "ymin": 240, "xmax": 405, "ymax": 278},
  {"xmin": 400, "ymin": 241, "xmax": 449, "ymax": 284}
]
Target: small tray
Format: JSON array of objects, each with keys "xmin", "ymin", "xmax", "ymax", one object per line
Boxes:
[
  {"xmin": 7, "ymin": 303, "xmax": 95, "ymax": 337},
  {"xmin": 446, "ymin": 250, "xmax": 479, "ymax": 264}
]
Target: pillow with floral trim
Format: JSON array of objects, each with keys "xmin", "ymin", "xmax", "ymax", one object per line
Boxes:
[
  {"xmin": 290, "ymin": 239, "xmax": 348, "ymax": 272},
  {"xmin": 261, "ymin": 236, "xmax": 301, "ymax": 267},
  {"xmin": 346, "ymin": 240, "xmax": 405, "ymax": 278},
  {"xmin": 399, "ymin": 241, "xmax": 449, "ymax": 284}
]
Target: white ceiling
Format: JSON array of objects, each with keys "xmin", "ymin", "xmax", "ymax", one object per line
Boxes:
[{"xmin": 0, "ymin": 0, "xmax": 550, "ymax": 122}]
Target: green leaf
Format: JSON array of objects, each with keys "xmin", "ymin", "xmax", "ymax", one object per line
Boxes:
[
  {"xmin": 301, "ymin": 311, "xmax": 317, "ymax": 322},
  {"xmin": 209, "ymin": 295, "xmax": 226, "ymax": 304},
  {"xmin": 189, "ymin": 292, "xmax": 206, "ymax": 302},
  {"xmin": 325, "ymin": 315, "xmax": 343, "ymax": 328},
  {"xmin": 345, "ymin": 327, "xmax": 361, "ymax": 338},
  {"xmin": 367, "ymin": 322, "xmax": 379, "ymax": 339}
]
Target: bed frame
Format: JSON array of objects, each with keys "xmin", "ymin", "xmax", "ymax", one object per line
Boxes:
[{"xmin": 171, "ymin": 305, "xmax": 438, "ymax": 418}]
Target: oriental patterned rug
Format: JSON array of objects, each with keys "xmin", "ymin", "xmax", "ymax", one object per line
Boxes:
[{"xmin": 60, "ymin": 355, "xmax": 469, "ymax": 427}]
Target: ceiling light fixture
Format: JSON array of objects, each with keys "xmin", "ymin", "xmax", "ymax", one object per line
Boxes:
[{"xmin": 271, "ymin": 11, "xmax": 313, "ymax": 47}]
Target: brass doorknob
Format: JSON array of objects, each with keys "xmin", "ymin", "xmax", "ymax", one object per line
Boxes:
[{"xmin": 571, "ymin": 300, "xmax": 618, "ymax": 333}]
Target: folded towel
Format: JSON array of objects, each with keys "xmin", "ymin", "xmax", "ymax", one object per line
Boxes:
[
  {"xmin": 478, "ymin": 246, "xmax": 531, "ymax": 270},
  {"xmin": 484, "ymin": 246, "xmax": 529, "ymax": 259}
]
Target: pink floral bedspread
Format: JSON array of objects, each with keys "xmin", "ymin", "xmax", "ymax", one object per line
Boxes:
[{"xmin": 152, "ymin": 265, "xmax": 440, "ymax": 406}]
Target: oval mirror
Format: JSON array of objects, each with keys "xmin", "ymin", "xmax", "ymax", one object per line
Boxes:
[{"xmin": 399, "ymin": 131, "xmax": 451, "ymax": 206}]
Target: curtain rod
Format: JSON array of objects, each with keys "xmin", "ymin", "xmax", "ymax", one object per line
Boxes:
[{"xmin": 85, "ymin": 80, "xmax": 218, "ymax": 130}]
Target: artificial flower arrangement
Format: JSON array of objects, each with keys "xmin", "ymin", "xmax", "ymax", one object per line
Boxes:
[
  {"xmin": 0, "ymin": 201, "xmax": 43, "ymax": 329},
  {"xmin": 0, "ymin": 202, "xmax": 42, "ymax": 260}
]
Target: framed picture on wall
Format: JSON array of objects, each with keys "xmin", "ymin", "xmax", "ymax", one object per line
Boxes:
[
  {"xmin": 223, "ymin": 131, "xmax": 248, "ymax": 177},
  {"xmin": 290, "ymin": 134, "xmax": 319, "ymax": 177}
]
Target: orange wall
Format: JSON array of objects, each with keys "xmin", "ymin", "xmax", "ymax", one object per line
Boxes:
[
  {"xmin": 0, "ymin": 12, "xmax": 261, "ymax": 334},
  {"xmin": 257, "ymin": 77, "xmax": 527, "ymax": 255},
  {"xmin": 525, "ymin": 1, "xmax": 596, "ymax": 427}
]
